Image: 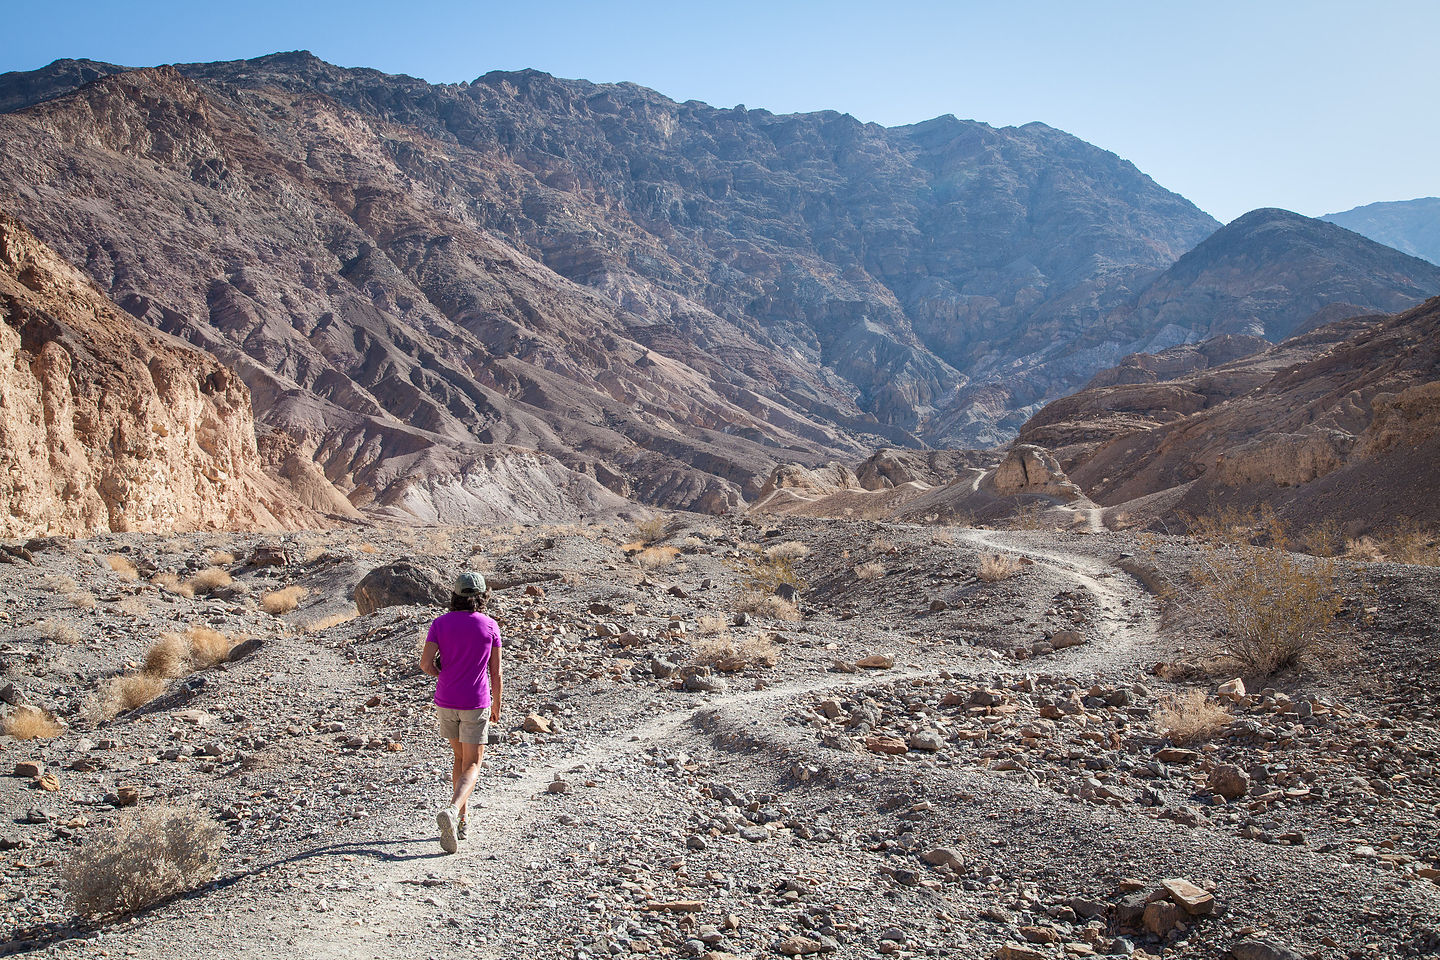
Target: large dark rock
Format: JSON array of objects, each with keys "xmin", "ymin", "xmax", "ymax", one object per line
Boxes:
[{"xmin": 353, "ymin": 561, "xmax": 449, "ymax": 615}]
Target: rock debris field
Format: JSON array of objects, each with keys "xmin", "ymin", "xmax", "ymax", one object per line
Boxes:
[{"xmin": 1, "ymin": 516, "xmax": 1438, "ymax": 958}]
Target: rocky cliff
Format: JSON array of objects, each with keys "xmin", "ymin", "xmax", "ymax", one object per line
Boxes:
[
  {"xmin": 0, "ymin": 210, "xmax": 344, "ymax": 537},
  {"xmin": 1019, "ymin": 297, "xmax": 1440, "ymax": 533}
]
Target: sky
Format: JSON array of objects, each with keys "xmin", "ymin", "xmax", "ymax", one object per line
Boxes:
[{"xmin": 4, "ymin": 0, "xmax": 1437, "ymax": 223}]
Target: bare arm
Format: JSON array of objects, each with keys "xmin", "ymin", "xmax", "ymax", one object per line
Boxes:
[
  {"xmin": 420, "ymin": 640, "xmax": 440, "ymax": 678},
  {"xmin": 488, "ymin": 646, "xmax": 503, "ymax": 722}
]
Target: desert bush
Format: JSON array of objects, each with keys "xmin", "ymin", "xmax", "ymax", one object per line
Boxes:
[
  {"xmin": 144, "ymin": 634, "xmax": 191, "ymax": 678},
  {"xmin": 868, "ymin": 536, "xmax": 896, "ymax": 554},
  {"xmin": 681, "ymin": 535, "xmax": 704, "ymax": 550},
  {"xmin": 114, "ymin": 597, "xmax": 150, "ymax": 618},
  {"xmin": 184, "ymin": 626, "xmax": 233, "ymax": 668},
  {"xmin": 634, "ymin": 515, "xmax": 668, "ymax": 544},
  {"xmin": 635, "ymin": 546, "xmax": 679, "ymax": 570},
  {"xmin": 39, "ymin": 619, "xmax": 81, "ymax": 644},
  {"xmin": 696, "ymin": 615, "xmax": 728, "ymax": 636},
  {"xmin": 357, "ymin": 542, "xmax": 379, "ymax": 554},
  {"xmin": 854, "ymin": 561, "xmax": 886, "ymax": 580},
  {"xmin": 41, "ymin": 574, "xmax": 78, "ymax": 592},
  {"xmin": 152, "ymin": 572, "xmax": 195, "ymax": 599},
  {"xmin": 303, "ymin": 609, "xmax": 359, "ymax": 633},
  {"xmin": 978, "ymin": 553, "xmax": 1022, "ymax": 582},
  {"xmin": 1186, "ymin": 542, "xmax": 1344, "ymax": 675},
  {"xmin": 186, "ymin": 567, "xmax": 232, "ymax": 595},
  {"xmin": 62, "ymin": 803, "xmax": 224, "ymax": 918},
  {"xmin": 107, "ymin": 555, "xmax": 139, "ymax": 581},
  {"xmin": 70, "ymin": 591, "xmax": 97, "ymax": 611},
  {"xmin": 1154, "ymin": 690, "xmax": 1231, "ymax": 744},
  {"xmin": 1008, "ymin": 503, "xmax": 1046, "ymax": 531},
  {"xmin": 1379, "ymin": 522, "xmax": 1440, "ymax": 565},
  {"xmin": 260, "ymin": 585, "xmax": 308, "ymax": 615},
  {"xmin": 104, "ymin": 673, "xmax": 168, "ymax": 716},
  {"xmin": 695, "ymin": 634, "xmax": 779, "ymax": 668},
  {"xmin": 1297, "ymin": 517, "xmax": 1345, "ymax": 558},
  {"xmin": 207, "ymin": 549, "xmax": 235, "ymax": 565},
  {"xmin": 4, "ymin": 706, "xmax": 62, "ymax": 739},
  {"xmin": 735, "ymin": 591, "xmax": 800, "ymax": 622},
  {"xmin": 765, "ymin": 540, "xmax": 810, "ymax": 560},
  {"xmin": 1343, "ymin": 536, "xmax": 1384, "ymax": 562}
]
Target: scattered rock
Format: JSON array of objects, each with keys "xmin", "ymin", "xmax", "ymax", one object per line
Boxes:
[
  {"xmin": 353, "ymin": 560, "xmax": 449, "ymax": 615},
  {"xmin": 856, "ymin": 654, "xmax": 894, "ymax": 669},
  {"xmin": 1209, "ymin": 764, "xmax": 1250, "ymax": 801}
]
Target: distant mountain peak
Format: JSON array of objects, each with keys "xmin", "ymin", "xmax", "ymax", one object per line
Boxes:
[{"xmin": 1323, "ymin": 197, "xmax": 1440, "ymax": 266}]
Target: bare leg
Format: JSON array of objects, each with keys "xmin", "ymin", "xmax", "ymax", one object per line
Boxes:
[{"xmin": 450, "ymin": 740, "xmax": 486, "ymax": 818}]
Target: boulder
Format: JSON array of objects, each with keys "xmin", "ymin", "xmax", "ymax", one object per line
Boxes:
[
  {"xmin": 1209, "ymin": 764, "xmax": 1250, "ymax": 801},
  {"xmin": 988, "ymin": 444, "xmax": 1085, "ymax": 501},
  {"xmin": 353, "ymin": 561, "xmax": 449, "ymax": 615}
]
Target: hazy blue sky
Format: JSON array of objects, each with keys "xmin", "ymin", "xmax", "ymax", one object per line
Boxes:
[{"xmin": 5, "ymin": 0, "xmax": 1436, "ymax": 223}]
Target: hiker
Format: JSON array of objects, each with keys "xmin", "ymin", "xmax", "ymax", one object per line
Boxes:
[{"xmin": 420, "ymin": 571, "xmax": 503, "ymax": 853}]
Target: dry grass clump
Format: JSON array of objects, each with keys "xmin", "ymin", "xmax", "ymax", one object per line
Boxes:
[
  {"xmin": 978, "ymin": 553, "xmax": 1022, "ymax": 582},
  {"xmin": 186, "ymin": 567, "xmax": 232, "ymax": 595},
  {"xmin": 114, "ymin": 597, "xmax": 150, "ymax": 618},
  {"xmin": 4, "ymin": 706, "xmax": 62, "ymax": 739},
  {"xmin": 695, "ymin": 634, "xmax": 780, "ymax": 669},
  {"xmin": 1186, "ymin": 542, "xmax": 1343, "ymax": 675},
  {"xmin": 868, "ymin": 536, "xmax": 896, "ymax": 554},
  {"xmin": 635, "ymin": 515, "xmax": 668, "ymax": 545},
  {"xmin": 260, "ymin": 585, "xmax": 308, "ymax": 615},
  {"xmin": 70, "ymin": 591, "xmax": 98, "ymax": 611},
  {"xmin": 357, "ymin": 542, "xmax": 379, "ymax": 554},
  {"xmin": 854, "ymin": 561, "xmax": 886, "ymax": 580},
  {"xmin": 696, "ymin": 615, "xmax": 728, "ymax": 636},
  {"xmin": 736, "ymin": 591, "xmax": 801, "ymax": 622},
  {"xmin": 62, "ymin": 803, "xmax": 223, "ymax": 918},
  {"xmin": 207, "ymin": 549, "xmax": 235, "ymax": 565},
  {"xmin": 144, "ymin": 633, "xmax": 192, "ymax": 678},
  {"xmin": 184, "ymin": 626, "xmax": 233, "ymax": 668},
  {"xmin": 635, "ymin": 546, "xmax": 679, "ymax": 570},
  {"xmin": 681, "ymin": 535, "xmax": 705, "ymax": 550},
  {"xmin": 41, "ymin": 574, "xmax": 78, "ymax": 593},
  {"xmin": 107, "ymin": 555, "xmax": 139, "ymax": 581},
  {"xmin": 153, "ymin": 572, "xmax": 195, "ymax": 599},
  {"xmin": 765, "ymin": 541, "xmax": 810, "ymax": 561},
  {"xmin": 104, "ymin": 672, "xmax": 168, "ymax": 715},
  {"xmin": 1154, "ymin": 690, "xmax": 1232, "ymax": 744},
  {"xmin": 303, "ymin": 608, "xmax": 359, "ymax": 633},
  {"xmin": 39, "ymin": 619, "xmax": 81, "ymax": 644}
]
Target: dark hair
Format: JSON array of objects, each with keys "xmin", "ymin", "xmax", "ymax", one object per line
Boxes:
[{"xmin": 450, "ymin": 591, "xmax": 487, "ymax": 613}]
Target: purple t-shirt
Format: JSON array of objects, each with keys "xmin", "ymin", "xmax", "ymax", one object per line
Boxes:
[{"xmin": 428, "ymin": 611, "xmax": 502, "ymax": 710}]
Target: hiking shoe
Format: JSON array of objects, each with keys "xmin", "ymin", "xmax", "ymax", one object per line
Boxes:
[
  {"xmin": 457, "ymin": 815, "xmax": 467, "ymax": 841},
  {"xmin": 437, "ymin": 806, "xmax": 459, "ymax": 854}
]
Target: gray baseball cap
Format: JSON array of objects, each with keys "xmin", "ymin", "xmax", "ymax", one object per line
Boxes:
[{"xmin": 452, "ymin": 571, "xmax": 487, "ymax": 596}]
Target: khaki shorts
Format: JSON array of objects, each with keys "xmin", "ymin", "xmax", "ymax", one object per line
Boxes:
[{"xmin": 436, "ymin": 707, "xmax": 490, "ymax": 745}]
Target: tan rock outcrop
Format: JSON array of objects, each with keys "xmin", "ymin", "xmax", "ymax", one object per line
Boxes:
[
  {"xmin": 0, "ymin": 210, "xmax": 327, "ymax": 537},
  {"xmin": 987, "ymin": 445, "xmax": 1085, "ymax": 502}
]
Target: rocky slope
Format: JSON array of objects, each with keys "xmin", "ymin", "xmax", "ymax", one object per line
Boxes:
[
  {"xmin": 1017, "ymin": 296, "xmax": 1440, "ymax": 534},
  {"xmin": 1324, "ymin": 197, "xmax": 1440, "ymax": 266},
  {"xmin": 0, "ymin": 52, "xmax": 1221, "ymax": 487},
  {"xmin": 0, "ymin": 209, "xmax": 341, "ymax": 537}
]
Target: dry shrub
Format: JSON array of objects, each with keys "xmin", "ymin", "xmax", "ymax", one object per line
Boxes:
[
  {"xmin": 696, "ymin": 615, "xmax": 728, "ymax": 635},
  {"xmin": 4, "ymin": 706, "xmax": 62, "ymax": 739},
  {"xmin": 114, "ymin": 597, "xmax": 150, "ymax": 618},
  {"xmin": 105, "ymin": 673, "xmax": 167, "ymax": 715},
  {"xmin": 186, "ymin": 567, "xmax": 232, "ymax": 595},
  {"xmin": 1187, "ymin": 543, "xmax": 1344, "ymax": 675},
  {"xmin": 62, "ymin": 803, "xmax": 223, "ymax": 918},
  {"xmin": 868, "ymin": 536, "xmax": 896, "ymax": 553},
  {"xmin": 303, "ymin": 609, "xmax": 358, "ymax": 633},
  {"xmin": 696, "ymin": 634, "xmax": 779, "ymax": 668},
  {"xmin": 40, "ymin": 619, "xmax": 81, "ymax": 644},
  {"xmin": 303, "ymin": 546, "xmax": 326, "ymax": 564},
  {"xmin": 698, "ymin": 525, "xmax": 724, "ymax": 539},
  {"xmin": 107, "ymin": 555, "xmax": 139, "ymax": 581},
  {"xmin": 681, "ymin": 535, "xmax": 704, "ymax": 550},
  {"xmin": 978, "ymin": 553, "xmax": 1022, "ymax": 582},
  {"xmin": 41, "ymin": 574, "xmax": 78, "ymax": 593},
  {"xmin": 260, "ymin": 585, "xmax": 308, "ymax": 615},
  {"xmin": 635, "ymin": 546, "xmax": 679, "ymax": 570},
  {"xmin": 1008, "ymin": 503, "xmax": 1046, "ymax": 531},
  {"xmin": 736, "ymin": 591, "xmax": 800, "ymax": 622},
  {"xmin": 635, "ymin": 515, "xmax": 668, "ymax": 544},
  {"xmin": 70, "ymin": 591, "xmax": 97, "ymax": 611},
  {"xmin": 1297, "ymin": 517, "xmax": 1345, "ymax": 558},
  {"xmin": 357, "ymin": 543, "xmax": 379, "ymax": 554},
  {"xmin": 207, "ymin": 549, "xmax": 235, "ymax": 565},
  {"xmin": 1154, "ymin": 690, "xmax": 1231, "ymax": 744},
  {"xmin": 144, "ymin": 634, "xmax": 191, "ymax": 678},
  {"xmin": 1381, "ymin": 523, "xmax": 1440, "ymax": 566},
  {"xmin": 765, "ymin": 541, "xmax": 810, "ymax": 560},
  {"xmin": 1344, "ymin": 536, "xmax": 1384, "ymax": 562},
  {"xmin": 184, "ymin": 626, "xmax": 233, "ymax": 668},
  {"xmin": 153, "ymin": 572, "xmax": 195, "ymax": 599},
  {"xmin": 854, "ymin": 561, "xmax": 886, "ymax": 580}
]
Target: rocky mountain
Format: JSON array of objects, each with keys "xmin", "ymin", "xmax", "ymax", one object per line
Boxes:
[
  {"xmin": 2, "ymin": 53, "xmax": 1434, "ymax": 523},
  {"xmin": 1098, "ymin": 208, "xmax": 1440, "ymax": 344},
  {"xmin": 1018, "ymin": 296, "xmax": 1440, "ymax": 534},
  {"xmin": 0, "ymin": 53, "xmax": 1224, "ymax": 523},
  {"xmin": 0, "ymin": 209, "xmax": 344, "ymax": 537},
  {"xmin": 1323, "ymin": 197, "xmax": 1440, "ymax": 267}
]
